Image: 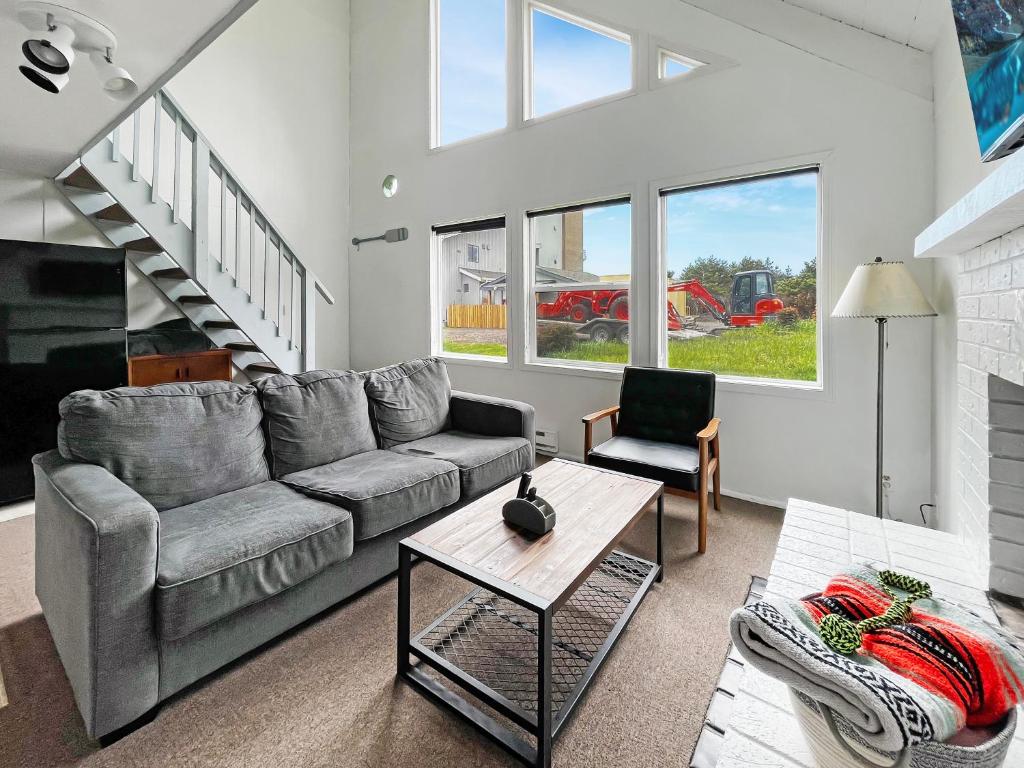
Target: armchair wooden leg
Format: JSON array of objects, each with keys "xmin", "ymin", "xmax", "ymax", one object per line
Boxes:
[
  {"xmin": 698, "ymin": 486, "xmax": 708, "ymax": 555},
  {"xmin": 712, "ymin": 458, "xmax": 721, "ymax": 512},
  {"xmin": 698, "ymin": 444, "xmax": 709, "ymax": 555}
]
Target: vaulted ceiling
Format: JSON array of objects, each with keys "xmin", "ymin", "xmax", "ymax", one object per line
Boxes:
[
  {"xmin": 0, "ymin": 0, "xmax": 257, "ymax": 176},
  {"xmin": 780, "ymin": 0, "xmax": 950, "ymax": 51}
]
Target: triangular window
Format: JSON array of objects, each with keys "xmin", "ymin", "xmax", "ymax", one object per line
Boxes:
[{"xmin": 659, "ymin": 49, "xmax": 703, "ymax": 81}]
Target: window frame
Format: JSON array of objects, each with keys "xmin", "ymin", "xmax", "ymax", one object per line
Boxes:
[
  {"xmin": 428, "ymin": 0, "xmax": 511, "ymax": 150},
  {"xmin": 430, "ymin": 215, "xmax": 513, "ymax": 368},
  {"xmin": 657, "ymin": 48, "xmax": 703, "ymax": 81},
  {"xmin": 523, "ymin": 2, "xmax": 637, "ymax": 124},
  {"xmin": 652, "ymin": 156, "xmax": 832, "ymax": 398},
  {"xmin": 523, "ymin": 193, "xmax": 637, "ymax": 376}
]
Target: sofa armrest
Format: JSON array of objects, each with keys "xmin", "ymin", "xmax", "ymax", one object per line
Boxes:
[
  {"xmin": 32, "ymin": 450, "xmax": 160, "ymax": 739},
  {"xmin": 449, "ymin": 390, "xmax": 536, "ymax": 452}
]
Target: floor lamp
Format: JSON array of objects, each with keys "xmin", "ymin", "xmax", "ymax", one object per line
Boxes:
[{"xmin": 832, "ymin": 257, "xmax": 936, "ymax": 519}]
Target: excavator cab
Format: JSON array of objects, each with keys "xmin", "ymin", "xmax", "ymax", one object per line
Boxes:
[{"xmin": 730, "ymin": 270, "xmax": 781, "ymax": 325}]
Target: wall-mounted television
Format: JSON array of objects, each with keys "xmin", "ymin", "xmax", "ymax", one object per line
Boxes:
[{"xmin": 952, "ymin": 1, "xmax": 1024, "ymax": 162}]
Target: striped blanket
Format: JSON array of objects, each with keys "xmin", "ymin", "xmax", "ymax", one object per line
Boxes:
[{"xmin": 730, "ymin": 564, "xmax": 1024, "ymax": 755}]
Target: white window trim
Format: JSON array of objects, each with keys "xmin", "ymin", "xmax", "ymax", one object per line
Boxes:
[
  {"xmin": 430, "ymin": 217, "xmax": 513, "ymax": 369},
  {"xmin": 427, "ymin": 3, "xmax": 736, "ymax": 152},
  {"xmin": 648, "ymin": 36, "xmax": 737, "ymax": 92},
  {"xmin": 657, "ymin": 49, "xmax": 704, "ymax": 80},
  {"xmin": 522, "ymin": 191, "xmax": 637, "ymax": 375},
  {"xmin": 428, "ymin": 0, "xmax": 511, "ymax": 151},
  {"xmin": 523, "ymin": 1, "xmax": 637, "ymax": 124},
  {"xmin": 651, "ymin": 152, "xmax": 835, "ymax": 400}
]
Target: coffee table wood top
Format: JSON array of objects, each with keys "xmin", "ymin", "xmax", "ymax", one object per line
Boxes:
[{"xmin": 408, "ymin": 458, "xmax": 663, "ymax": 610}]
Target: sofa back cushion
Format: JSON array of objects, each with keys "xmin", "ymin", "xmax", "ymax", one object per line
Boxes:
[
  {"xmin": 255, "ymin": 369, "xmax": 377, "ymax": 477},
  {"xmin": 57, "ymin": 381, "xmax": 269, "ymax": 511},
  {"xmin": 364, "ymin": 357, "xmax": 451, "ymax": 447}
]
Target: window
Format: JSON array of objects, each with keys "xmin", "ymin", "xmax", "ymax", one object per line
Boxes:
[
  {"xmin": 432, "ymin": 0, "xmax": 506, "ymax": 146},
  {"xmin": 660, "ymin": 168, "xmax": 820, "ymax": 384},
  {"xmin": 659, "ymin": 49, "xmax": 701, "ymax": 80},
  {"xmin": 434, "ymin": 217, "xmax": 508, "ymax": 360},
  {"xmin": 528, "ymin": 5, "xmax": 632, "ymax": 119},
  {"xmin": 529, "ymin": 198, "xmax": 631, "ymax": 367}
]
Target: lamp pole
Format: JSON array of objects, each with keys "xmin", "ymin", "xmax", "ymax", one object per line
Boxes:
[{"xmin": 875, "ymin": 317, "xmax": 886, "ymax": 519}]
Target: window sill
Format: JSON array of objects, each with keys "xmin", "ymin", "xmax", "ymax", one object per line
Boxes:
[
  {"xmin": 437, "ymin": 353, "xmax": 511, "ymax": 370},
  {"xmin": 521, "ymin": 359, "xmax": 625, "ymax": 381},
  {"xmin": 713, "ymin": 374, "xmax": 831, "ymax": 401}
]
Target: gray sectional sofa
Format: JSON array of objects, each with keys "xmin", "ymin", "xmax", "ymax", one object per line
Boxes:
[{"xmin": 32, "ymin": 357, "xmax": 534, "ymax": 740}]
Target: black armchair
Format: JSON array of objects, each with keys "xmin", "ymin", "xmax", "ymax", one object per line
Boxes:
[{"xmin": 582, "ymin": 367, "xmax": 720, "ymax": 553}]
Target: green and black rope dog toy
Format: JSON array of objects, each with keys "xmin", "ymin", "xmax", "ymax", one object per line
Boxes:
[{"xmin": 819, "ymin": 570, "xmax": 932, "ymax": 655}]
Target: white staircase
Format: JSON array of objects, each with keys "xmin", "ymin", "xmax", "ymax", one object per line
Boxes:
[{"xmin": 55, "ymin": 90, "xmax": 333, "ymax": 378}]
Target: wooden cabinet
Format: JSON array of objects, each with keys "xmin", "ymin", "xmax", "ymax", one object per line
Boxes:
[{"xmin": 128, "ymin": 349, "xmax": 233, "ymax": 387}]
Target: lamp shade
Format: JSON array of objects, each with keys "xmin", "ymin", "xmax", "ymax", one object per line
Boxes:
[{"xmin": 832, "ymin": 258, "xmax": 936, "ymax": 318}]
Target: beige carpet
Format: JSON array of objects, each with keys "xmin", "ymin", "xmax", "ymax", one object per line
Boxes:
[{"xmin": 0, "ymin": 494, "xmax": 782, "ymax": 768}]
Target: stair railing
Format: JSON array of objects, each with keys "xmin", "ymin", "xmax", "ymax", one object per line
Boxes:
[{"xmin": 106, "ymin": 88, "xmax": 333, "ymax": 370}]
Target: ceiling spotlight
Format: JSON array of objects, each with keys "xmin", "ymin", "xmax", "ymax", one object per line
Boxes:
[
  {"xmin": 91, "ymin": 50, "xmax": 138, "ymax": 102},
  {"xmin": 18, "ymin": 63, "xmax": 68, "ymax": 93},
  {"xmin": 22, "ymin": 13, "xmax": 74, "ymax": 74},
  {"xmin": 15, "ymin": 2, "xmax": 136, "ymax": 100}
]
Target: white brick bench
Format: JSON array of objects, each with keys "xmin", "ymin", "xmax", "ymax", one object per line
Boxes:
[{"xmin": 716, "ymin": 499, "xmax": 1024, "ymax": 767}]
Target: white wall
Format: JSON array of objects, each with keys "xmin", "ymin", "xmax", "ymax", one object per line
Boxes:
[
  {"xmin": 930, "ymin": 13, "xmax": 1006, "ymax": 535},
  {"xmin": 0, "ymin": 170, "xmax": 180, "ymax": 330},
  {"xmin": 347, "ymin": 0, "xmax": 938, "ymax": 517},
  {"xmin": 165, "ymin": 0, "xmax": 352, "ymax": 370}
]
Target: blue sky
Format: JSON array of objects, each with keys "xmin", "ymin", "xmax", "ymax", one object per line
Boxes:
[
  {"xmin": 531, "ymin": 9, "xmax": 631, "ymax": 117},
  {"xmin": 439, "ymin": 1, "xmax": 632, "ymax": 143},
  {"xmin": 664, "ymin": 172, "xmax": 819, "ymax": 275},
  {"xmin": 439, "ymin": 0, "xmax": 506, "ymax": 145}
]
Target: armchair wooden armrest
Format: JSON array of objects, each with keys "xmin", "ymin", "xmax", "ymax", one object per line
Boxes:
[
  {"xmin": 696, "ymin": 417, "xmax": 721, "ymax": 442},
  {"xmin": 582, "ymin": 405, "xmax": 620, "ymax": 461}
]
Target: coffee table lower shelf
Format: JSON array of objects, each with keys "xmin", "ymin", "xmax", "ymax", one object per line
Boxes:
[{"xmin": 398, "ymin": 546, "xmax": 661, "ymax": 768}]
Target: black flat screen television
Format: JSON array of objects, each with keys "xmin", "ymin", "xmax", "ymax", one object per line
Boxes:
[
  {"xmin": 0, "ymin": 239, "xmax": 127, "ymax": 505},
  {"xmin": 952, "ymin": 1, "xmax": 1024, "ymax": 161}
]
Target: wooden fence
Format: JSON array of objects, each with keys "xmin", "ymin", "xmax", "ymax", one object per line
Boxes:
[{"xmin": 447, "ymin": 304, "xmax": 507, "ymax": 329}]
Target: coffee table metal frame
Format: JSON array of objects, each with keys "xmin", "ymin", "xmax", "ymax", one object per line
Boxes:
[{"xmin": 397, "ymin": 492, "xmax": 664, "ymax": 768}]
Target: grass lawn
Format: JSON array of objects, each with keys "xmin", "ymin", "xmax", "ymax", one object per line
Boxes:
[
  {"xmin": 444, "ymin": 321, "xmax": 817, "ymax": 382},
  {"xmin": 442, "ymin": 341, "xmax": 508, "ymax": 357},
  {"xmin": 544, "ymin": 320, "xmax": 818, "ymax": 381}
]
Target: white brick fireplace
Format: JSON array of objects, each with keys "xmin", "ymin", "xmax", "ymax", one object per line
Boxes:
[{"xmin": 955, "ymin": 233, "xmax": 1024, "ymax": 598}]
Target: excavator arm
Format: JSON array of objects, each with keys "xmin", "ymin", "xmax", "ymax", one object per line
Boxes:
[{"xmin": 668, "ymin": 280, "xmax": 730, "ymax": 324}]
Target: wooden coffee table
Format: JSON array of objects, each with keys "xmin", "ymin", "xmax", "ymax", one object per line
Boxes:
[{"xmin": 397, "ymin": 459, "xmax": 664, "ymax": 768}]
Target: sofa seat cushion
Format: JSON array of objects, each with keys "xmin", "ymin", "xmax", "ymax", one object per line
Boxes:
[
  {"xmin": 58, "ymin": 381, "xmax": 269, "ymax": 511},
  {"xmin": 389, "ymin": 431, "xmax": 532, "ymax": 497},
  {"xmin": 281, "ymin": 450, "xmax": 459, "ymax": 542},
  {"xmin": 587, "ymin": 436, "xmax": 701, "ymax": 492},
  {"xmin": 156, "ymin": 481, "xmax": 353, "ymax": 641},
  {"xmin": 255, "ymin": 369, "xmax": 377, "ymax": 477}
]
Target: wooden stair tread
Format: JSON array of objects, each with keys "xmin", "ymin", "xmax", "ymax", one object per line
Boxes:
[
  {"xmin": 95, "ymin": 203, "xmax": 134, "ymax": 223},
  {"xmin": 150, "ymin": 268, "xmax": 189, "ymax": 280},
  {"xmin": 224, "ymin": 342, "xmax": 260, "ymax": 352},
  {"xmin": 179, "ymin": 295, "xmax": 216, "ymax": 305},
  {"xmin": 203, "ymin": 320, "xmax": 238, "ymax": 330},
  {"xmin": 246, "ymin": 363, "xmax": 281, "ymax": 374},
  {"xmin": 124, "ymin": 237, "xmax": 163, "ymax": 253},
  {"xmin": 62, "ymin": 167, "xmax": 104, "ymax": 192}
]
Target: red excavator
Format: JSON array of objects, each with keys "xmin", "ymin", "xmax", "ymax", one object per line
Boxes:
[{"xmin": 536, "ymin": 270, "xmax": 783, "ymax": 337}]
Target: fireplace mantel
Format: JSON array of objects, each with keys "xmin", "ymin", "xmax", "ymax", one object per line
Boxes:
[{"xmin": 915, "ymin": 148, "xmax": 1024, "ymax": 259}]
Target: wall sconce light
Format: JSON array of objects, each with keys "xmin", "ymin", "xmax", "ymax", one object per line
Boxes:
[{"xmin": 352, "ymin": 227, "xmax": 409, "ymax": 251}]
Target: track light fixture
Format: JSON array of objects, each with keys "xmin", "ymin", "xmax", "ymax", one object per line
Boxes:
[
  {"xmin": 22, "ymin": 13, "xmax": 74, "ymax": 74},
  {"xmin": 91, "ymin": 49, "xmax": 138, "ymax": 102},
  {"xmin": 15, "ymin": 2, "xmax": 137, "ymax": 101}
]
